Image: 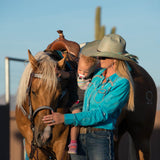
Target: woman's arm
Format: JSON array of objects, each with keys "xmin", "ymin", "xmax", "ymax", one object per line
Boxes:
[
  {"xmin": 64, "ymin": 78, "xmax": 130, "ymax": 126},
  {"xmin": 43, "ymin": 79, "xmax": 129, "ymax": 127}
]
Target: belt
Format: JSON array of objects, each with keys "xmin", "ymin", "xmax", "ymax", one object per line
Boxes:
[{"xmin": 80, "ymin": 127, "xmax": 110, "ymax": 134}]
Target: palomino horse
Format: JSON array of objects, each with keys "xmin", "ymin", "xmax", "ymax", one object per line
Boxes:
[
  {"xmin": 15, "ymin": 50, "xmax": 72, "ymax": 160},
  {"xmin": 114, "ymin": 61, "xmax": 157, "ymax": 160}
]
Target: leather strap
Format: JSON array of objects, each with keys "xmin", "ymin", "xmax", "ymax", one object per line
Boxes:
[{"xmin": 80, "ymin": 127, "xmax": 111, "ymax": 134}]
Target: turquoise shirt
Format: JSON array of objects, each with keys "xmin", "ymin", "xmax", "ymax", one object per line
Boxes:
[{"xmin": 64, "ymin": 68, "xmax": 129, "ymax": 130}]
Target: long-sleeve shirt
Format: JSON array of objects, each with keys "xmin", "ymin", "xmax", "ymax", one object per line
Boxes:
[{"xmin": 64, "ymin": 68, "xmax": 129, "ymax": 130}]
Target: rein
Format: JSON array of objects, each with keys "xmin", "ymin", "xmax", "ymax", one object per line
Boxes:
[
  {"xmin": 20, "ymin": 72, "xmax": 57, "ymax": 160},
  {"xmin": 20, "ymin": 51, "xmax": 70, "ymax": 159}
]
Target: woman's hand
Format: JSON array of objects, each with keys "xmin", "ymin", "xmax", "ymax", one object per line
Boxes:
[{"xmin": 42, "ymin": 111, "xmax": 64, "ymax": 126}]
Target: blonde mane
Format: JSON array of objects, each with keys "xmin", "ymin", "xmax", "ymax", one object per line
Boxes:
[{"xmin": 16, "ymin": 51, "xmax": 58, "ymax": 107}]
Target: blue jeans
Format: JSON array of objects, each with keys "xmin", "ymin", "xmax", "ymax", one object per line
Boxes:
[{"xmin": 70, "ymin": 130, "xmax": 114, "ymax": 160}]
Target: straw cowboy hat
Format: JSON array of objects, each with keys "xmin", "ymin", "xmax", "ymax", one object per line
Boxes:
[{"xmin": 81, "ymin": 34, "xmax": 138, "ymax": 63}]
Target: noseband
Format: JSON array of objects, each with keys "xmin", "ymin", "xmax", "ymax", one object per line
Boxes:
[{"xmin": 20, "ymin": 72, "xmax": 57, "ymax": 160}]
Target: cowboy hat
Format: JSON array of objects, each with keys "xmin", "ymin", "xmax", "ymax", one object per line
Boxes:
[
  {"xmin": 81, "ymin": 34, "xmax": 138, "ymax": 63},
  {"xmin": 80, "ymin": 40, "xmax": 100, "ymax": 56}
]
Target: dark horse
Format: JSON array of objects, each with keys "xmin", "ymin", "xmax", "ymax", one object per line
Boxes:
[{"xmin": 114, "ymin": 61, "xmax": 157, "ymax": 160}]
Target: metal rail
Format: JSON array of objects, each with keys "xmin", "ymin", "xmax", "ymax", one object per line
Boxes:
[{"xmin": 5, "ymin": 57, "xmax": 28, "ymax": 104}]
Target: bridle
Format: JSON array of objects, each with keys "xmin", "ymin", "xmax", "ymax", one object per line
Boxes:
[
  {"xmin": 20, "ymin": 73, "xmax": 54, "ymax": 120},
  {"xmin": 19, "ymin": 51, "xmax": 70, "ymax": 159},
  {"xmin": 20, "ymin": 72, "xmax": 57, "ymax": 160}
]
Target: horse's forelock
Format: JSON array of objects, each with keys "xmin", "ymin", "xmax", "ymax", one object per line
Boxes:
[
  {"xmin": 37, "ymin": 52, "xmax": 58, "ymax": 93},
  {"xmin": 16, "ymin": 51, "xmax": 58, "ymax": 107}
]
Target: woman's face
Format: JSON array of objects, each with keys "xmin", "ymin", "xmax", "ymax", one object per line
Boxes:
[{"xmin": 98, "ymin": 57, "xmax": 115, "ymax": 69}]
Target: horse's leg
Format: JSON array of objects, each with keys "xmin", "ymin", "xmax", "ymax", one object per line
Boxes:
[
  {"xmin": 128, "ymin": 134, "xmax": 139, "ymax": 160},
  {"xmin": 53, "ymin": 126, "xmax": 70, "ymax": 160},
  {"xmin": 137, "ymin": 139, "xmax": 150, "ymax": 160},
  {"xmin": 114, "ymin": 109, "xmax": 127, "ymax": 160},
  {"xmin": 114, "ymin": 140, "xmax": 119, "ymax": 160},
  {"xmin": 128, "ymin": 133, "xmax": 151, "ymax": 160}
]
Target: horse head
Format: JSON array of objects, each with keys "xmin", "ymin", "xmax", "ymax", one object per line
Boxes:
[
  {"xmin": 16, "ymin": 30, "xmax": 80, "ymax": 160},
  {"xmin": 16, "ymin": 50, "xmax": 71, "ymax": 159}
]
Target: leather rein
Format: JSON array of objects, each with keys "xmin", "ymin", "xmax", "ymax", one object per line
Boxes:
[{"xmin": 20, "ymin": 72, "xmax": 57, "ymax": 160}]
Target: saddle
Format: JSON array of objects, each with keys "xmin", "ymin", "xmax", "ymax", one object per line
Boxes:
[
  {"xmin": 45, "ymin": 30, "xmax": 80, "ymax": 58},
  {"xmin": 44, "ymin": 30, "xmax": 79, "ymax": 109}
]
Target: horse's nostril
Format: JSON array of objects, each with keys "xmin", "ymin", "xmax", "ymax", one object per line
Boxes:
[
  {"xmin": 35, "ymin": 125, "xmax": 52, "ymax": 147},
  {"xmin": 36, "ymin": 133, "xmax": 43, "ymax": 147},
  {"xmin": 37, "ymin": 126, "xmax": 52, "ymax": 146}
]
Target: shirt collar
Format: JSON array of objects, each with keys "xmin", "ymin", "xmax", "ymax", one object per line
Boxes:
[{"xmin": 102, "ymin": 69, "xmax": 118, "ymax": 83}]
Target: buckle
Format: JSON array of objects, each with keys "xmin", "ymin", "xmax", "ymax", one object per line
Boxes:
[{"xmin": 80, "ymin": 127, "xmax": 87, "ymax": 134}]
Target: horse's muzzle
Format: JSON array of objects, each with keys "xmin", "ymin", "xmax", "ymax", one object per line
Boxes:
[{"xmin": 36, "ymin": 125, "xmax": 52, "ymax": 147}]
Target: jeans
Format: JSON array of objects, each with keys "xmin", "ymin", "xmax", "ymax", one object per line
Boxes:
[{"xmin": 70, "ymin": 130, "xmax": 114, "ymax": 160}]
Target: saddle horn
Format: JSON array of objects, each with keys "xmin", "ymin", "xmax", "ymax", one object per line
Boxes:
[{"xmin": 45, "ymin": 30, "xmax": 80, "ymax": 58}]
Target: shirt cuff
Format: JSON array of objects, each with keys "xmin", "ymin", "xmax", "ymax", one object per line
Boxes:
[{"xmin": 64, "ymin": 113, "xmax": 74, "ymax": 125}]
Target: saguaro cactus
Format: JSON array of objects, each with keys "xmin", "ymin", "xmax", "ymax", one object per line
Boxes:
[
  {"xmin": 95, "ymin": 7, "xmax": 116, "ymax": 40},
  {"xmin": 95, "ymin": 6, "xmax": 105, "ymax": 40},
  {"xmin": 111, "ymin": 26, "xmax": 116, "ymax": 34}
]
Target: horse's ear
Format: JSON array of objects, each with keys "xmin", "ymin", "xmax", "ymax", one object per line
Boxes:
[
  {"xmin": 28, "ymin": 49, "xmax": 39, "ymax": 71},
  {"xmin": 57, "ymin": 52, "xmax": 67, "ymax": 69}
]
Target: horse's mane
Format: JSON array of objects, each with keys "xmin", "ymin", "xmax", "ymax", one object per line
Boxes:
[{"xmin": 16, "ymin": 51, "xmax": 58, "ymax": 107}]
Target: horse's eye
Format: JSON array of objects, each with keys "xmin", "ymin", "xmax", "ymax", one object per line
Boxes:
[{"xmin": 32, "ymin": 90, "xmax": 36, "ymax": 96}]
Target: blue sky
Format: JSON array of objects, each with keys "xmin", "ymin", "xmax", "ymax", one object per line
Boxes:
[{"xmin": 0, "ymin": 0, "xmax": 160, "ymax": 95}]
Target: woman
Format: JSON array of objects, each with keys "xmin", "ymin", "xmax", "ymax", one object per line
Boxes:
[{"xmin": 42, "ymin": 34, "xmax": 137, "ymax": 160}]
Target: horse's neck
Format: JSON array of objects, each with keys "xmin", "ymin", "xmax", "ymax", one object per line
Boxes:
[
  {"xmin": 22, "ymin": 97, "xmax": 30, "ymax": 112},
  {"xmin": 56, "ymin": 108, "xmax": 69, "ymax": 114}
]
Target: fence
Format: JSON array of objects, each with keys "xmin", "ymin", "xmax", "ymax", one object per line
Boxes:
[
  {"xmin": 5, "ymin": 57, "xmax": 28, "ymax": 110},
  {"xmin": 0, "ymin": 57, "xmax": 28, "ymax": 160}
]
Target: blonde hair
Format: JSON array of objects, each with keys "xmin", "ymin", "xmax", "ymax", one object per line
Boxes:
[
  {"xmin": 16, "ymin": 51, "xmax": 58, "ymax": 107},
  {"xmin": 115, "ymin": 60, "xmax": 135, "ymax": 111},
  {"xmin": 79, "ymin": 54, "xmax": 99, "ymax": 72}
]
